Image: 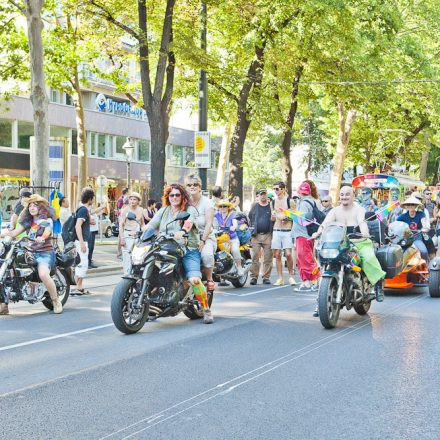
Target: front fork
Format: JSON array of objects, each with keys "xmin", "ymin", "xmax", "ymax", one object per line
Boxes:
[
  {"xmin": 0, "ymin": 246, "xmax": 15, "ymax": 304},
  {"xmin": 335, "ymin": 267, "xmax": 345, "ymax": 305}
]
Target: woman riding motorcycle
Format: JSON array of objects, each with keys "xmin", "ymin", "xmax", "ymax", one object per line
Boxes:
[
  {"xmin": 185, "ymin": 174, "xmax": 216, "ymax": 291},
  {"xmin": 145, "ymin": 183, "xmax": 214, "ymax": 324},
  {"xmin": 0, "ymin": 194, "xmax": 63, "ymax": 315}
]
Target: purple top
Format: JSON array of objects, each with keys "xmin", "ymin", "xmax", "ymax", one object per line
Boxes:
[{"xmin": 214, "ymin": 212, "xmax": 237, "ymax": 239}]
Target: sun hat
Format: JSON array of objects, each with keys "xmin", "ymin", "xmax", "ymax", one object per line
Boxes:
[
  {"xmin": 215, "ymin": 199, "xmax": 234, "ymax": 209},
  {"xmin": 298, "ymin": 182, "xmax": 311, "ymax": 195},
  {"xmin": 401, "ymin": 196, "xmax": 423, "ymax": 208},
  {"xmin": 129, "ymin": 191, "xmax": 141, "ymax": 201},
  {"xmin": 23, "ymin": 194, "xmax": 49, "ymax": 206}
]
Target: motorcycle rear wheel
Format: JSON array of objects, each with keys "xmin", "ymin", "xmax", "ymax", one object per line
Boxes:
[
  {"xmin": 231, "ymin": 272, "xmax": 248, "ymax": 288},
  {"xmin": 353, "ymin": 300, "xmax": 371, "ymax": 315},
  {"xmin": 111, "ymin": 278, "xmax": 148, "ymax": 334},
  {"xmin": 42, "ymin": 269, "xmax": 70, "ymax": 310},
  {"xmin": 318, "ymin": 277, "xmax": 340, "ymax": 329}
]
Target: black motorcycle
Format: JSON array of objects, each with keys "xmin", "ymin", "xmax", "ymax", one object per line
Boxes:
[
  {"xmin": 111, "ymin": 211, "xmax": 214, "ymax": 334},
  {"xmin": 0, "ymin": 236, "xmax": 75, "ymax": 310},
  {"xmin": 317, "ymin": 224, "xmax": 375, "ymax": 329}
]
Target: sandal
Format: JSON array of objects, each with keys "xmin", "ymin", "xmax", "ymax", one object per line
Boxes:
[
  {"xmin": 72, "ymin": 288, "xmax": 91, "ymax": 296},
  {"xmin": 207, "ymin": 280, "xmax": 216, "ymax": 291}
]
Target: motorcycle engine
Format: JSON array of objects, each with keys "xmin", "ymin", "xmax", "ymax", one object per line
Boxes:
[
  {"xmin": 214, "ymin": 251, "xmax": 234, "ymax": 274},
  {"xmin": 22, "ymin": 282, "xmax": 46, "ymax": 303}
]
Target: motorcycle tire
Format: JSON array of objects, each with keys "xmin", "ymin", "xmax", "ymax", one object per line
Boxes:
[
  {"xmin": 231, "ymin": 272, "xmax": 248, "ymax": 288},
  {"xmin": 104, "ymin": 226, "xmax": 112, "ymax": 238},
  {"xmin": 42, "ymin": 269, "xmax": 70, "ymax": 310},
  {"xmin": 111, "ymin": 278, "xmax": 148, "ymax": 334},
  {"xmin": 353, "ymin": 300, "xmax": 371, "ymax": 315},
  {"xmin": 318, "ymin": 277, "xmax": 340, "ymax": 329},
  {"xmin": 184, "ymin": 288, "xmax": 214, "ymax": 319},
  {"xmin": 428, "ymin": 268, "xmax": 440, "ymax": 297}
]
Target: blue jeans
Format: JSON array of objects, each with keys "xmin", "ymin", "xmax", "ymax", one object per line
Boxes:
[
  {"xmin": 183, "ymin": 248, "xmax": 202, "ymax": 279},
  {"xmin": 34, "ymin": 251, "xmax": 56, "ymax": 269},
  {"xmin": 414, "ymin": 239, "xmax": 428, "ymax": 262}
]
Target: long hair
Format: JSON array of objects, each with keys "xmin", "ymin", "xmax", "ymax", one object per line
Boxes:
[
  {"xmin": 304, "ymin": 179, "xmax": 319, "ymax": 200},
  {"xmin": 19, "ymin": 202, "xmax": 56, "ymax": 229},
  {"xmin": 162, "ymin": 183, "xmax": 190, "ymax": 211}
]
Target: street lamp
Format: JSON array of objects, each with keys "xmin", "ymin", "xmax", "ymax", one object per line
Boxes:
[{"xmin": 123, "ymin": 137, "xmax": 134, "ymax": 191}]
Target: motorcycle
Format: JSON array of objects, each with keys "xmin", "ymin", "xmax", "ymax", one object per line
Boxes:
[
  {"xmin": 212, "ymin": 227, "xmax": 252, "ymax": 288},
  {"xmin": 0, "ymin": 236, "xmax": 75, "ymax": 311},
  {"xmin": 317, "ymin": 223, "xmax": 375, "ymax": 329},
  {"xmin": 111, "ymin": 211, "xmax": 214, "ymax": 334}
]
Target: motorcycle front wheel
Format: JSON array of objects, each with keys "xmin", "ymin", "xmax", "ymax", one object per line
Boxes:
[
  {"xmin": 111, "ymin": 278, "xmax": 148, "ymax": 334},
  {"xmin": 318, "ymin": 277, "xmax": 340, "ymax": 329},
  {"xmin": 42, "ymin": 268, "xmax": 70, "ymax": 310}
]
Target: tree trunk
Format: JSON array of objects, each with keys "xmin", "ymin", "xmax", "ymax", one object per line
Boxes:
[
  {"xmin": 72, "ymin": 68, "xmax": 88, "ymax": 200},
  {"xmin": 329, "ymin": 102, "xmax": 356, "ymax": 203},
  {"xmin": 280, "ymin": 65, "xmax": 303, "ymax": 195},
  {"xmin": 419, "ymin": 132, "xmax": 430, "ymax": 182},
  {"xmin": 25, "ymin": 0, "xmax": 49, "ymax": 188},
  {"xmin": 216, "ymin": 125, "xmax": 231, "ymax": 188},
  {"xmin": 148, "ymin": 109, "xmax": 167, "ymax": 199}
]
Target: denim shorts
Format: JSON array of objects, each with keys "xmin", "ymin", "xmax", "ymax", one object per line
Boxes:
[
  {"xmin": 183, "ymin": 248, "xmax": 202, "ymax": 279},
  {"xmin": 34, "ymin": 251, "xmax": 56, "ymax": 269}
]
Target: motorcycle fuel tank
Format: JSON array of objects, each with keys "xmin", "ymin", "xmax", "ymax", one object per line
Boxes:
[{"xmin": 376, "ymin": 244, "xmax": 404, "ymax": 278}]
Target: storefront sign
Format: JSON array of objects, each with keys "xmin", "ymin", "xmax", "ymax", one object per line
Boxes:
[
  {"xmin": 194, "ymin": 131, "xmax": 211, "ymax": 168},
  {"xmin": 95, "ymin": 93, "xmax": 146, "ymax": 120}
]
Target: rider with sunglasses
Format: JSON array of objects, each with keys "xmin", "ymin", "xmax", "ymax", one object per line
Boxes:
[{"xmin": 146, "ymin": 183, "xmax": 214, "ymax": 324}]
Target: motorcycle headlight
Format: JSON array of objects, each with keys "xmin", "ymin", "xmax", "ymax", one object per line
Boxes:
[
  {"xmin": 320, "ymin": 248, "xmax": 339, "ymax": 259},
  {"xmin": 0, "ymin": 242, "xmax": 4, "ymax": 257},
  {"xmin": 131, "ymin": 245, "xmax": 151, "ymax": 265}
]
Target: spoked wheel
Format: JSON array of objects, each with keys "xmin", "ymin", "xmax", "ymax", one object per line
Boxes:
[
  {"xmin": 43, "ymin": 269, "xmax": 70, "ymax": 310},
  {"xmin": 318, "ymin": 277, "xmax": 340, "ymax": 329},
  {"xmin": 184, "ymin": 286, "xmax": 214, "ymax": 319},
  {"xmin": 111, "ymin": 278, "xmax": 148, "ymax": 334}
]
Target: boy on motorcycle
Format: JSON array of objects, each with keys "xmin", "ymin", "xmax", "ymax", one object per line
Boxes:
[
  {"xmin": 0, "ymin": 194, "xmax": 63, "ymax": 315},
  {"xmin": 146, "ymin": 183, "xmax": 214, "ymax": 324}
]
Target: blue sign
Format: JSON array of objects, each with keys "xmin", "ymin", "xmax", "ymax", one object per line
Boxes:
[{"xmin": 95, "ymin": 93, "xmax": 146, "ymax": 119}]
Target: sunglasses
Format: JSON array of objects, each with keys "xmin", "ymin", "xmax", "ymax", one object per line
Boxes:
[
  {"xmin": 321, "ymin": 200, "xmax": 330, "ymax": 203},
  {"xmin": 273, "ymin": 187, "xmax": 281, "ymax": 191},
  {"xmin": 169, "ymin": 193, "xmax": 181, "ymax": 198},
  {"xmin": 218, "ymin": 205, "xmax": 229, "ymax": 208},
  {"xmin": 186, "ymin": 183, "xmax": 199, "ymax": 188}
]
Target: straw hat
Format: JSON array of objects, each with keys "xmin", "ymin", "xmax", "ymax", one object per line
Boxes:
[
  {"xmin": 411, "ymin": 191, "xmax": 424, "ymax": 200},
  {"xmin": 23, "ymin": 194, "xmax": 49, "ymax": 206},
  {"xmin": 128, "ymin": 191, "xmax": 141, "ymax": 201},
  {"xmin": 215, "ymin": 199, "xmax": 234, "ymax": 209},
  {"xmin": 401, "ymin": 196, "xmax": 422, "ymax": 208}
]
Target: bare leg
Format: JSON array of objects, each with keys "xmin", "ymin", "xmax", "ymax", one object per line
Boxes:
[{"xmin": 274, "ymin": 250, "xmax": 283, "ymax": 277}]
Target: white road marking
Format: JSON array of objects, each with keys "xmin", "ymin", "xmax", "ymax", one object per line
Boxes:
[
  {"xmin": 100, "ymin": 294, "xmax": 426, "ymax": 439},
  {"xmin": 222, "ymin": 285, "xmax": 287, "ymax": 296},
  {"xmin": 0, "ymin": 324, "xmax": 113, "ymax": 352}
]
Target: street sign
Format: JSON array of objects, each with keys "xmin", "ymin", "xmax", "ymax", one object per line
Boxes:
[
  {"xmin": 97, "ymin": 175, "xmax": 107, "ymax": 187},
  {"xmin": 194, "ymin": 131, "xmax": 211, "ymax": 168}
]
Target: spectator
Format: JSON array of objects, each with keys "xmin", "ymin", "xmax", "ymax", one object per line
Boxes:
[
  {"xmin": 59, "ymin": 197, "xmax": 71, "ymax": 226},
  {"xmin": 73, "ymin": 188, "xmax": 95, "ymax": 295},
  {"xmin": 9, "ymin": 188, "xmax": 33, "ymax": 230},
  {"xmin": 88, "ymin": 203, "xmax": 107, "ymax": 269},
  {"xmin": 249, "ymin": 189, "xmax": 273, "ymax": 285},
  {"xmin": 212, "ymin": 186, "xmax": 223, "ymax": 208},
  {"xmin": 116, "ymin": 188, "xmax": 129, "ymax": 258},
  {"xmin": 143, "ymin": 199, "xmax": 156, "ymax": 225},
  {"xmin": 320, "ymin": 195, "xmax": 333, "ymax": 215}
]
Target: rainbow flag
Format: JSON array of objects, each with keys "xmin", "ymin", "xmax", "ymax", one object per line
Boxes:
[
  {"xmin": 375, "ymin": 201, "xmax": 400, "ymax": 221},
  {"xmin": 350, "ymin": 254, "xmax": 362, "ymax": 272},
  {"xmin": 278, "ymin": 208, "xmax": 313, "ymax": 227}
]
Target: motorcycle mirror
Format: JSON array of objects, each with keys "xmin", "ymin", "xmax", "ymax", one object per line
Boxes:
[
  {"xmin": 141, "ymin": 228, "xmax": 156, "ymax": 241},
  {"xmin": 126, "ymin": 212, "xmax": 137, "ymax": 221}
]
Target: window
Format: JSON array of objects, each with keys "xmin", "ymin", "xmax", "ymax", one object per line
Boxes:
[
  {"xmin": 88, "ymin": 132, "xmax": 97, "ymax": 156},
  {"xmin": 115, "ymin": 136, "xmax": 126, "ymax": 156},
  {"xmin": 184, "ymin": 147, "xmax": 195, "ymax": 167},
  {"xmin": 98, "ymin": 134, "xmax": 106, "ymax": 158},
  {"xmin": 169, "ymin": 145, "xmax": 185, "ymax": 167},
  {"xmin": 18, "ymin": 121, "xmax": 34, "ymax": 149},
  {"xmin": 0, "ymin": 119, "xmax": 12, "ymax": 147},
  {"xmin": 71, "ymin": 130, "xmax": 78, "ymax": 154},
  {"xmin": 65, "ymin": 94, "xmax": 73, "ymax": 106},
  {"xmin": 138, "ymin": 139, "xmax": 150, "ymax": 162},
  {"xmin": 50, "ymin": 89, "xmax": 59, "ymax": 103},
  {"xmin": 50, "ymin": 126, "xmax": 69, "ymax": 138}
]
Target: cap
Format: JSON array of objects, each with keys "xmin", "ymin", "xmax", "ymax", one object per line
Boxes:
[
  {"xmin": 257, "ymin": 189, "xmax": 267, "ymax": 195},
  {"xmin": 298, "ymin": 182, "xmax": 311, "ymax": 195}
]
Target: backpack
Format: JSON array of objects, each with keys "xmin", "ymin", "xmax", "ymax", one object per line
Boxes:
[
  {"xmin": 61, "ymin": 209, "xmax": 79, "ymax": 245},
  {"xmin": 303, "ymin": 199, "xmax": 326, "ymax": 236},
  {"xmin": 271, "ymin": 197, "xmax": 291, "ymax": 210}
]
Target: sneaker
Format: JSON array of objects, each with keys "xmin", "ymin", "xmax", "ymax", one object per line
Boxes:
[
  {"xmin": 274, "ymin": 278, "xmax": 284, "ymax": 286},
  {"xmin": 88, "ymin": 262, "xmax": 98, "ymax": 269},
  {"xmin": 295, "ymin": 282, "xmax": 311, "ymax": 292},
  {"xmin": 203, "ymin": 309, "xmax": 214, "ymax": 324},
  {"xmin": 250, "ymin": 278, "xmax": 257, "ymax": 285},
  {"xmin": 0, "ymin": 303, "xmax": 9, "ymax": 315},
  {"xmin": 289, "ymin": 277, "xmax": 298, "ymax": 286},
  {"xmin": 52, "ymin": 299, "xmax": 63, "ymax": 314},
  {"xmin": 310, "ymin": 281, "xmax": 319, "ymax": 291},
  {"xmin": 262, "ymin": 279, "xmax": 271, "ymax": 285}
]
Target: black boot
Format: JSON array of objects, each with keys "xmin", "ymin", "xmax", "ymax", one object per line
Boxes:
[{"xmin": 375, "ymin": 280, "xmax": 384, "ymax": 302}]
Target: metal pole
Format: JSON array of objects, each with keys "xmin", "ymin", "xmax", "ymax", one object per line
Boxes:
[
  {"xmin": 127, "ymin": 160, "xmax": 131, "ymax": 191},
  {"xmin": 99, "ymin": 184, "xmax": 103, "ymax": 244},
  {"xmin": 198, "ymin": 0, "xmax": 208, "ymax": 190}
]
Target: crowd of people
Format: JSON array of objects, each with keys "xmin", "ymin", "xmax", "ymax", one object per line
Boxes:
[{"xmin": 1, "ymin": 177, "xmax": 439, "ymax": 320}]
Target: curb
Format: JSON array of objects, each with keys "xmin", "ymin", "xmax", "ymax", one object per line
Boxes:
[{"xmin": 87, "ymin": 264, "xmax": 123, "ymax": 277}]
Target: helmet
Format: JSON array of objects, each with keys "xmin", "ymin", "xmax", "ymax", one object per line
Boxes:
[
  {"xmin": 214, "ymin": 251, "xmax": 234, "ymax": 274},
  {"xmin": 388, "ymin": 221, "xmax": 414, "ymax": 247}
]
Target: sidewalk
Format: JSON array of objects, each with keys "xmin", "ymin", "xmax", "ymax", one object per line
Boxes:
[{"xmin": 87, "ymin": 242, "xmax": 123, "ymax": 276}]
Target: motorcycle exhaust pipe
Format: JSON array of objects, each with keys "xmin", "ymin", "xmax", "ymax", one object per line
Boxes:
[{"xmin": 149, "ymin": 305, "xmax": 162, "ymax": 316}]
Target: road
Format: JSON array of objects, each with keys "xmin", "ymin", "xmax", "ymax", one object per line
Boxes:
[{"xmin": 1, "ymin": 271, "xmax": 440, "ymax": 440}]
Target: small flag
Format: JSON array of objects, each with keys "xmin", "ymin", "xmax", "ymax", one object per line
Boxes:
[
  {"xmin": 375, "ymin": 201, "xmax": 400, "ymax": 221},
  {"xmin": 278, "ymin": 208, "xmax": 312, "ymax": 227},
  {"xmin": 350, "ymin": 254, "xmax": 362, "ymax": 272}
]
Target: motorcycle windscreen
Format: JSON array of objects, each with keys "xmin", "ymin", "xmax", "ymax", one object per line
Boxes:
[{"xmin": 321, "ymin": 225, "xmax": 345, "ymax": 249}]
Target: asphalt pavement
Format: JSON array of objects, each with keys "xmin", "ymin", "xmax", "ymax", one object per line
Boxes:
[{"xmin": 1, "ymin": 268, "xmax": 440, "ymax": 440}]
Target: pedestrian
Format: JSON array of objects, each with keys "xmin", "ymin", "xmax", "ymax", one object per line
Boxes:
[
  {"xmin": 249, "ymin": 189, "xmax": 273, "ymax": 285},
  {"xmin": 119, "ymin": 192, "xmax": 144, "ymax": 275},
  {"xmin": 320, "ymin": 195, "xmax": 333, "ymax": 215},
  {"xmin": 59, "ymin": 197, "xmax": 71, "ymax": 226},
  {"xmin": 116, "ymin": 188, "xmax": 129, "ymax": 258},
  {"xmin": 88, "ymin": 203, "xmax": 107, "ymax": 269},
  {"xmin": 143, "ymin": 199, "xmax": 156, "ymax": 225},
  {"xmin": 270, "ymin": 181, "xmax": 296, "ymax": 286},
  {"xmin": 292, "ymin": 181, "xmax": 321, "ymax": 291},
  {"xmin": 73, "ymin": 188, "xmax": 95, "ymax": 295},
  {"xmin": 212, "ymin": 186, "xmax": 223, "ymax": 209}
]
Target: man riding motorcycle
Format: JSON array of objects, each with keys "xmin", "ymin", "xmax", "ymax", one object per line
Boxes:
[{"xmin": 313, "ymin": 185, "xmax": 386, "ymax": 311}]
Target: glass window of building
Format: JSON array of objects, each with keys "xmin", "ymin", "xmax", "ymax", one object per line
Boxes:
[
  {"xmin": 115, "ymin": 136, "xmax": 126, "ymax": 156},
  {"xmin": 0, "ymin": 119, "xmax": 12, "ymax": 147},
  {"xmin": 18, "ymin": 121, "xmax": 34, "ymax": 149},
  {"xmin": 88, "ymin": 132, "xmax": 97, "ymax": 156},
  {"xmin": 138, "ymin": 139, "xmax": 150, "ymax": 162},
  {"xmin": 169, "ymin": 145, "xmax": 184, "ymax": 167},
  {"xmin": 98, "ymin": 134, "xmax": 106, "ymax": 158},
  {"xmin": 184, "ymin": 147, "xmax": 195, "ymax": 167},
  {"xmin": 50, "ymin": 126, "xmax": 70, "ymax": 138},
  {"xmin": 50, "ymin": 89, "xmax": 59, "ymax": 103},
  {"xmin": 65, "ymin": 93, "xmax": 73, "ymax": 106},
  {"xmin": 71, "ymin": 130, "xmax": 78, "ymax": 154}
]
